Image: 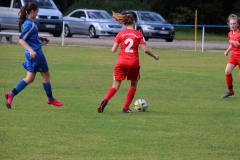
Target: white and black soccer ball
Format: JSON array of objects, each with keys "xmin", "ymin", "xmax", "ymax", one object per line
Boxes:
[{"xmin": 134, "ymin": 99, "xmax": 148, "ymax": 112}]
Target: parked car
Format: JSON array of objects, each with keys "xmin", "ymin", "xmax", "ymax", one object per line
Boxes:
[
  {"xmin": 0, "ymin": 0, "xmax": 63, "ymax": 37},
  {"xmin": 121, "ymin": 10, "xmax": 175, "ymax": 42},
  {"xmin": 63, "ymin": 9, "xmax": 124, "ymax": 38}
]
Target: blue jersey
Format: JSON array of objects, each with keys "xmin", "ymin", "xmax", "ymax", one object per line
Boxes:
[
  {"xmin": 19, "ymin": 18, "xmax": 42, "ymax": 51},
  {"xmin": 20, "ymin": 18, "xmax": 49, "ymax": 72}
]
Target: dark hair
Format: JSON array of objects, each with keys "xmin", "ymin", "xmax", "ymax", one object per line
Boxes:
[
  {"xmin": 112, "ymin": 11, "xmax": 135, "ymax": 25},
  {"xmin": 18, "ymin": 2, "xmax": 38, "ymax": 24}
]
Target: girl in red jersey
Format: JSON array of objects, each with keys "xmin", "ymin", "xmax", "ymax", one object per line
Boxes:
[
  {"xmin": 222, "ymin": 14, "xmax": 240, "ymax": 98},
  {"xmin": 98, "ymin": 11, "xmax": 159, "ymax": 113}
]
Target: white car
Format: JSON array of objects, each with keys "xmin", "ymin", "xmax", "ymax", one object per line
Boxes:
[{"xmin": 63, "ymin": 9, "xmax": 124, "ymax": 38}]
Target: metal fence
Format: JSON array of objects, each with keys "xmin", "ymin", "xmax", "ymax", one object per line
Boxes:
[{"xmin": 0, "ymin": 16, "xmax": 230, "ymax": 52}]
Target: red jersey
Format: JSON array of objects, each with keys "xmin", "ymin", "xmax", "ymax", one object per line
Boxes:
[
  {"xmin": 114, "ymin": 29, "xmax": 146, "ymax": 67},
  {"xmin": 228, "ymin": 30, "xmax": 240, "ymax": 55}
]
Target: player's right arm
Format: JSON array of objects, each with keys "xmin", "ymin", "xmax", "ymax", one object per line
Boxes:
[
  {"xmin": 19, "ymin": 21, "xmax": 37, "ymax": 58},
  {"xmin": 111, "ymin": 42, "xmax": 119, "ymax": 53},
  {"xmin": 224, "ymin": 44, "xmax": 232, "ymax": 56},
  {"xmin": 140, "ymin": 44, "xmax": 159, "ymax": 60},
  {"xmin": 19, "ymin": 39, "xmax": 36, "ymax": 58},
  {"xmin": 112, "ymin": 32, "xmax": 121, "ymax": 53}
]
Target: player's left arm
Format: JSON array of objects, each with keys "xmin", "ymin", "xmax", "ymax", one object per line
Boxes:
[
  {"xmin": 39, "ymin": 36, "xmax": 50, "ymax": 44},
  {"xmin": 19, "ymin": 38, "xmax": 37, "ymax": 58},
  {"xmin": 140, "ymin": 44, "xmax": 159, "ymax": 60},
  {"xmin": 232, "ymin": 41, "xmax": 240, "ymax": 46}
]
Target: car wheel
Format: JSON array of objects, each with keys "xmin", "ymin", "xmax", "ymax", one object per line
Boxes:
[
  {"xmin": 64, "ymin": 25, "xmax": 72, "ymax": 37},
  {"xmin": 137, "ymin": 27, "xmax": 149, "ymax": 41},
  {"xmin": 52, "ymin": 32, "xmax": 62, "ymax": 37},
  {"xmin": 89, "ymin": 26, "xmax": 99, "ymax": 38},
  {"xmin": 165, "ymin": 38, "xmax": 173, "ymax": 42}
]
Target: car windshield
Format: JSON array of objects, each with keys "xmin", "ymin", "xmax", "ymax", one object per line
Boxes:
[
  {"xmin": 87, "ymin": 11, "xmax": 112, "ymax": 19},
  {"xmin": 138, "ymin": 12, "xmax": 165, "ymax": 22},
  {"xmin": 23, "ymin": 0, "xmax": 57, "ymax": 9}
]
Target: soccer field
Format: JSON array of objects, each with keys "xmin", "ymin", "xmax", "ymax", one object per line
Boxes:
[{"xmin": 0, "ymin": 44, "xmax": 240, "ymax": 159}]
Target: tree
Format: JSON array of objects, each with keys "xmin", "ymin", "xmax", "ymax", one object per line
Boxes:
[
  {"xmin": 53, "ymin": 0, "xmax": 75, "ymax": 13},
  {"xmin": 55, "ymin": 0, "xmax": 238, "ymax": 34},
  {"xmin": 64, "ymin": 0, "xmax": 150, "ymax": 15},
  {"xmin": 149, "ymin": 0, "xmax": 236, "ymax": 34}
]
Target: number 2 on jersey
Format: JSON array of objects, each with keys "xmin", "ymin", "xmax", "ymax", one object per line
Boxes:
[{"xmin": 124, "ymin": 38, "xmax": 133, "ymax": 53}]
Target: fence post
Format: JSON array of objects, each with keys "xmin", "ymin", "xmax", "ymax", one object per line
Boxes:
[
  {"xmin": 195, "ymin": 10, "xmax": 198, "ymax": 51},
  {"xmin": 62, "ymin": 21, "xmax": 65, "ymax": 46},
  {"xmin": 202, "ymin": 26, "xmax": 205, "ymax": 52}
]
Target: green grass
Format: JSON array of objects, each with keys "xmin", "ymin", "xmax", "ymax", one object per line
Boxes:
[
  {"xmin": 175, "ymin": 27, "xmax": 228, "ymax": 41},
  {"xmin": 1, "ymin": 44, "xmax": 240, "ymax": 160}
]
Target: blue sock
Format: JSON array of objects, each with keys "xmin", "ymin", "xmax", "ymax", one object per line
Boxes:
[
  {"xmin": 11, "ymin": 80, "xmax": 28, "ymax": 98},
  {"xmin": 43, "ymin": 82, "xmax": 54, "ymax": 101}
]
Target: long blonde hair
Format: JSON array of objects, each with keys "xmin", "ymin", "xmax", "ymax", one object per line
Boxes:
[
  {"xmin": 227, "ymin": 14, "xmax": 240, "ymax": 29},
  {"xmin": 112, "ymin": 11, "xmax": 134, "ymax": 25}
]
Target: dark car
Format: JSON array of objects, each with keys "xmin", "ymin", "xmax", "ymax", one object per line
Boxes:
[{"xmin": 121, "ymin": 10, "xmax": 175, "ymax": 42}]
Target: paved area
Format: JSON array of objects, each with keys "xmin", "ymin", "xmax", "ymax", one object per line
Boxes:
[
  {"xmin": 1, "ymin": 30, "xmax": 229, "ymax": 52},
  {"xmin": 55, "ymin": 35, "xmax": 229, "ymax": 50}
]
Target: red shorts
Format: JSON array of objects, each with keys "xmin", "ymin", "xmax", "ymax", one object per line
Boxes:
[
  {"xmin": 114, "ymin": 64, "xmax": 140, "ymax": 81},
  {"xmin": 228, "ymin": 54, "xmax": 240, "ymax": 69}
]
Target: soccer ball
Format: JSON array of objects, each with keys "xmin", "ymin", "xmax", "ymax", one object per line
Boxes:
[{"xmin": 134, "ymin": 99, "xmax": 148, "ymax": 112}]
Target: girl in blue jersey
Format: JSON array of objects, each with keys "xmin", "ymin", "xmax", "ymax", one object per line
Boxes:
[{"xmin": 5, "ymin": 2, "xmax": 63, "ymax": 108}]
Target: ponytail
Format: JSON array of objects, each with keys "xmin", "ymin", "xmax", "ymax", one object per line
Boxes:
[
  {"xmin": 18, "ymin": 2, "xmax": 38, "ymax": 24},
  {"xmin": 112, "ymin": 11, "xmax": 135, "ymax": 25}
]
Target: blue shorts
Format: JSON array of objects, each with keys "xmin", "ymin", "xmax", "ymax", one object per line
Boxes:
[{"xmin": 22, "ymin": 49, "xmax": 49, "ymax": 72}]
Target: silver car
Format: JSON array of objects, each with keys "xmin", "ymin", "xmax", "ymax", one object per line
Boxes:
[
  {"xmin": 0, "ymin": 0, "xmax": 63, "ymax": 37},
  {"xmin": 63, "ymin": 9, "xmax": 124, "ymax": 38}
]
